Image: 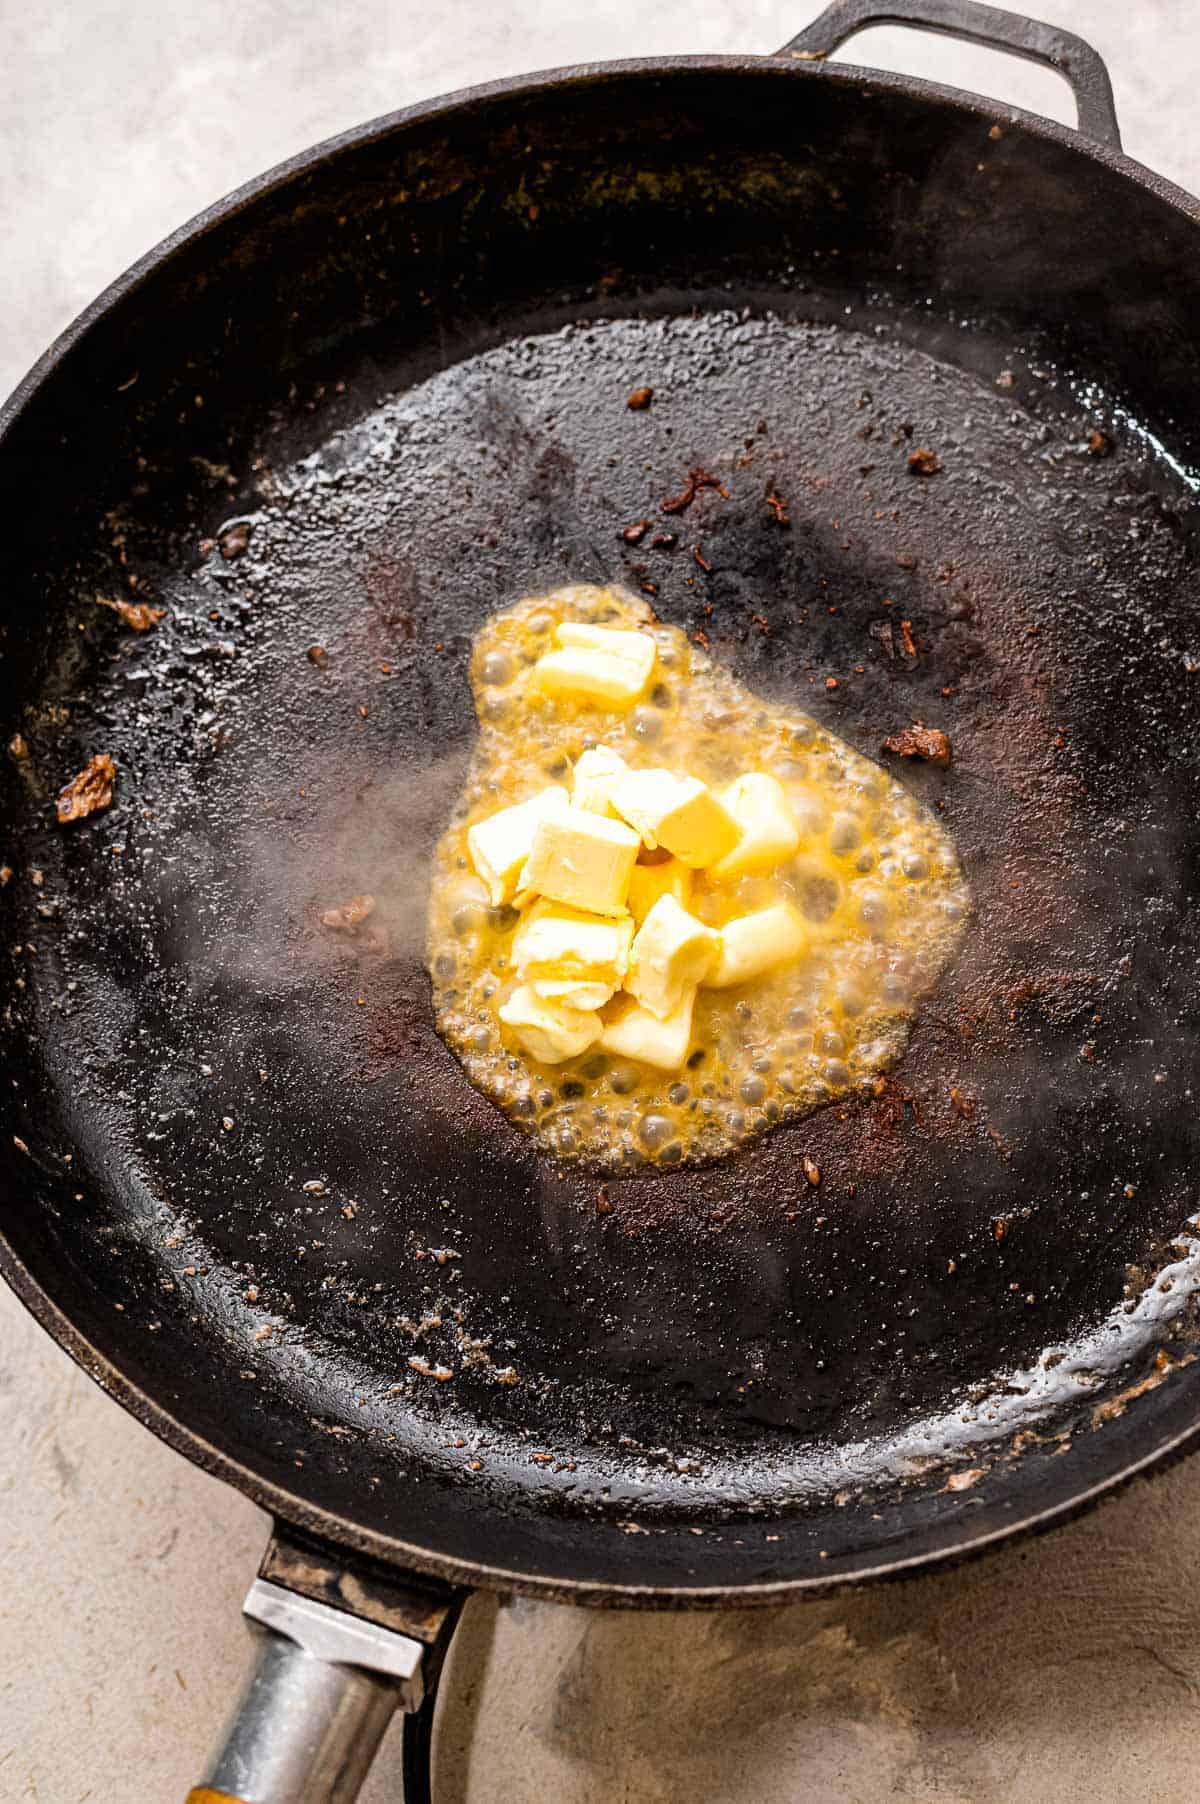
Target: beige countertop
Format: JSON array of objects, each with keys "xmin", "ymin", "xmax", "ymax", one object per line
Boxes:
[{"xmin": 3, "ymin": 3, "xmax": 1200, "ymax": 1798}]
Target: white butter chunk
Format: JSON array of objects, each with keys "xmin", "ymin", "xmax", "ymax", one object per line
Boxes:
[
  {"xmin": 530, "ymin": 977, "xmax": 619, "ymax": 1011},
  {"xmin": 601, "ymin": 989, "xmax": 696, "ymax": 1071},
  {"xmin": 466, "ymin": 786, "xmax": 568, "ymax": 906},
  {"xmin": 707, "ymin": 902, "xmax": 808, "ymax": 989},
  {"xmin": 608, "ymin": 769, "xmax": 739, "ymax": 868},
  {"xmin": 571, "ymin": 745, "xmax": 629, "ymax": 816},
  {"xmin": 497, "ymin": 984, "xmax": 602, "ymax": 1065},
  {"xmin": 625, "ymin": 893, "xmax": 719, "ymax": 1020},
  {"xmin": 532, "ymin": 624, "xmax": 656, "ymax": 708},
  {"xmin": 512, "ymin": 902, "xmax": 633, "ymax": 990},
  {"xmin": 555, "ymin": 622, "xmax": 657, "ymax": 667},
  {"xmin": 519, "ymin": 805, "xmax": 640, "ymax": 915},
  {"xmin": 710, "ymin": 772, "xmax": 801, "ymax": 879}
]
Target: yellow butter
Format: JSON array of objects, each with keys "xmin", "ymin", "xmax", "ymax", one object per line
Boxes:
[
  {"xmin": 530, "ymin": 977, "xmax": 619, "ymax": 1011},
  {"xmin": 466, "ymin": 786, "xmax": 568, "ymax": 906},
  {"xmin": 519, "ymin": 805, "xmax": 639, "ymax": 916},
  {"xmin": 512, "ymin": 902, "xmax": 633, "ymax": 990},
  {"xmin": 609, "ymin": 769, "xmax": 739, "ymax": 868},
  {"xmin": 707, "ymin": 902, "xmax": 808, "ymax": 989},
  {"xmin": 710, "ymin": 772, "xmax": 800, "ymax": 879},
  {"xmin": 627, "ymin": 856, "xmax": 692, "ymax": 925},
  {"xmin": 625, "ymin": 894, "xmax": 719, "ymax": 1021},
  {"xmin": 532, "ymin": 627, "xmax": 655, "ymax": 708},
  {"xmin": 601, "ymin": 989, "xmax": 696, "ymax": 1071},
  {"xmin": 571, "ymin": 745, "xmax": 629, "ymax": 816},
  {"xmin": 555, "ymin": 622, "xmax": 657, "ymax": 668},
  {"xmin": 498, "ymin": 984, "xmax": 602, "ymax": 1065}
]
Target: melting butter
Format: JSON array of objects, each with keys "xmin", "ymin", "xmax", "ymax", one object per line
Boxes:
[{"xmin": 427, "ymin": 585, "xmax": 969, "ymax": 1170}]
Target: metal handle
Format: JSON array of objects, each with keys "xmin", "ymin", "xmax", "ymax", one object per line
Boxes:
[
  {"xmin": 779, "ymin": 0, "xmax": 1122, "ymax": 148},
  {"xmin": 187, "ymin": 1533, "xmax": 466, "ymax": 1804},
  {"xmin": 188, "ymin": 1602, "xmax": 405, "ymax": 1804}
]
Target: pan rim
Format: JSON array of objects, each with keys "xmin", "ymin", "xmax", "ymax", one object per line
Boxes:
[
  {"xmin": 4, "ymin": 47, "xmax": 1200, "ymax": 1604},
  {"xmin": 6, "ymin": 1219, "xmax": 1200, "ymax": 1606},
  {"xmin": 4, "ymin": 49, "xmax": 1200, "ymax": 443}
]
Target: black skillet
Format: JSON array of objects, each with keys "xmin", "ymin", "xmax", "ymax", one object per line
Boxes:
[{"xmin": 4, "ymin": 1, "xmax": 1200, "ymax": 1797}]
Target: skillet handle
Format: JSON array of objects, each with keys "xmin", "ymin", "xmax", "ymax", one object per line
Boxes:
[
  {"xmin": 186, "ymin": 1544, "xmax": 466, "ymax": 1804},
  {"xmin": 185, "ymin": 1614, "xmax": 402, "ymax": 1804},
  {"xmin": 779, "ymin": 0, "xmax": 1122, "ymax": 149}
]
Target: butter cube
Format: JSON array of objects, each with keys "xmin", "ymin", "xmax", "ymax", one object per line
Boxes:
[
  {"xmin": 627, "ymin": 856, "xmax": 693, "ymax": 925},
  {"xmin": 466, "ymin": 786, "xmax": 568, "ymax": 906},
  {"xmin": 498, "ymin": 984, "xmax": 602, "ymax": 1065},
  {"xmin": 530, "ymin": 977, "xmax": 618, "ymax": 1011},
  {"xmin": 571, "ymin": 745, "xmax": 629, "ymax": 816},
  {"xmin": 706, "ymin": 902, "xmax": 808, "ymax": 989},
  {"xmin": 609, "ymin": 769, "xmax": 739, "ymax": 868},
  {"xmin": 710, "ymin": 773, "xmax": 800, "ymax": 879},
  {"xmin": 532, "ymin": 625, "xmax": 656, "ymax": 709},
  {"xmin": 601, "ymin": 990, "xmax": 696, "ymax": 1071},
  {"xmin": 519, "ymin": 805, "xmax": 639, "ymax": 916},
  {"xmin": 555, "ymin": 621, "xmax": 657, "ymax": 666},
  {"xmin": 512, "ymin": 902, "xmax": 633, "ymax": 994},
  {"xmin": 626, "ymin": 894, "xmax": 719, "ymax": 1020}
]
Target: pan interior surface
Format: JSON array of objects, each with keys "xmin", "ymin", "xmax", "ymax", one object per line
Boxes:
[{"xmin": 2, "ymin": 63, "xmax": 1200, "ymax": 1597}]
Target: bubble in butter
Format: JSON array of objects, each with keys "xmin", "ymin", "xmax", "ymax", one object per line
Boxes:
[{"xmin": 427, "ymin": 585, "xmax": 969, "ymax": 1170}]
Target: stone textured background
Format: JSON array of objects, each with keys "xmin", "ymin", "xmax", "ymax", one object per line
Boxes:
[{"xmin": 3, "ymin": 3, "xmax": 1199, "ymax": 1798}]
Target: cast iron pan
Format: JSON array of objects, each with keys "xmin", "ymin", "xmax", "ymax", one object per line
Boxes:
[{"xmin": 3, "ymin": 1, "xmax": 1200, "ymax": 1797}]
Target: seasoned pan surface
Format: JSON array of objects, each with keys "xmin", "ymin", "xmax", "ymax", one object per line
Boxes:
[{"xmin": 3, "ymin": 60, "xmax": 1200, "ymax": 1598}]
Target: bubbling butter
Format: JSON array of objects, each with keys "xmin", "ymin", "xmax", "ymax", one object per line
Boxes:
[{"xmin": 427, "ymin": 585, "xmax": 969, "ymax": 1170}]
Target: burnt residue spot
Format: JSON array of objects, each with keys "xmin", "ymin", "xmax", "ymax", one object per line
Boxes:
[
  {"xmin": 363, "ymin": 553, "xmax": 422, "ymax": 637},
  {"xmin": 765, "ymin": 484, "xmax": 790, "ymax": 526},
  {"xmin": 56, "ymin": 753, "xmax": 116, "ymax": 823},
  {"xmin": 218, "ymin": 520, "xmax": 252, "ymax": 559},
  {"xmin": 96, "ymin": 595, "xmax": 166, "ymax": 633},
  {"xmin": 883, "ymin": 725, "xmax": 951, "ymax": 766},
  {"xmin": 320, "ymin": 894, "xmax": 376, "ymax": 933},
  {"xmin": 660, "ymin": 467, "xmax": 730, "ymax": 515}
]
